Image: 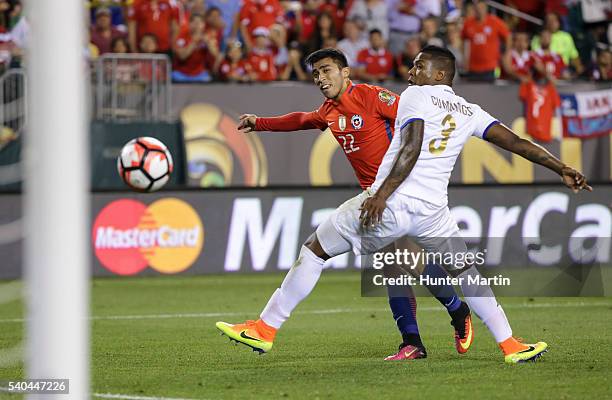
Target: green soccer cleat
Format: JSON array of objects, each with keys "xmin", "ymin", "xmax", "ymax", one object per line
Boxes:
[
  {"xmin": 216, "ymin": 320, "xmax": 274, "ymax": 354},
  {"xmin": 504, "ymin": 342, "xmax": 548, "ymax": 364}
]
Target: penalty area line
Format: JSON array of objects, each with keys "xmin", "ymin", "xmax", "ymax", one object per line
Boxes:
[{"xmin": 93, "ymin": 392, "xmax": 207, "ymax": 400}]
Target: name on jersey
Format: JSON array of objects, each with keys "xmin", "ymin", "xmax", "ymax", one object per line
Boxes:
[{"xmin": 431, "ymin": 96, "xmax": 473, "ymax": 117}]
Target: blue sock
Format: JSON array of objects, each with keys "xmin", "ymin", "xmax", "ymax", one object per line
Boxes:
[
  {"xmin": 422, "ymin": 263, "xmax": 461, "ymax": 313},
  {"xmin": 387, "ymin": 285, "xmax": 420, "ymax": 346}
]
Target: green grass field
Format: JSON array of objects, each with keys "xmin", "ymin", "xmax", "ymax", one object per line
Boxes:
[{"xmin": 1, "ymin": 272, "xmax": 611, "ymax": 400}]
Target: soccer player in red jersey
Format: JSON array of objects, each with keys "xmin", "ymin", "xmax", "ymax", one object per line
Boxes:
[{"xmin": 218, "ymin": 49, "xmax": 473, "ymax": 360}]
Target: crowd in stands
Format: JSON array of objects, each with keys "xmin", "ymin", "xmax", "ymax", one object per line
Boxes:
[{"xmin": 0, "ymin": 0, "xmax": 610, "ymax": 83}]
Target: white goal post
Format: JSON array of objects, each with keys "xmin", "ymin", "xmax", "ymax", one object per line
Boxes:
[{"xmin": 25, "ymin": 1, "xmax": 90, "ymax": 399}]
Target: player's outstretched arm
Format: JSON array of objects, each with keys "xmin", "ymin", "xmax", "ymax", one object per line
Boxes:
[
  {"xmin": 238, "ymin": 111, "xmax": 326, "ymax": 133},
  {"xmin": 485, "ymin": 123, "xmax": 592, "ymax": 193},
  {"xmin": 360, "ymin": 119, "xmax": 425, "ymax": 227}
]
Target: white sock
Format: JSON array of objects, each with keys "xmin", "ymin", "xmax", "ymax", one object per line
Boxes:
[
  {"xmin": 260, "ymin": 245, "xmax": 325, "ymax": 329},
  {"xmin": 458, "ymin": 267, "xmax": 513, "ymax": 343}
]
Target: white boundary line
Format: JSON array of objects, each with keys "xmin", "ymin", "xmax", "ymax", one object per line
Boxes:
[{"xmin": 0, "ymin": 302, "xmax": 610, "ymax": 324}]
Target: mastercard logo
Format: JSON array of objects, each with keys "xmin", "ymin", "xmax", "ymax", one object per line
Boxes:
[{"xmin": 92, "ymin": 198, "xmax": 204, "ymax": 275}]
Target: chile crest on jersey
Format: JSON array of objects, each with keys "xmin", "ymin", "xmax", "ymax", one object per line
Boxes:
[{"xmin": 351, "ymin": 115, "xmax": 363, "ymax": 130}]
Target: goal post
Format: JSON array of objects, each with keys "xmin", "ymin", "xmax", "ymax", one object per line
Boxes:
[{"xmin": 24, "ymin": 0, "xmax": 90, "ymax": 398}]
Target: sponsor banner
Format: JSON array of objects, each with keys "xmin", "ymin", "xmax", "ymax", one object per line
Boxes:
[
  {"xmin": 1, "ymin": 185, "xmax": 610, "ymax": 294},
  {"xmin": 172, "ymin": 82, "xmax": 612, "ymax": 187},
  {"xmin": 561, "ymin": 88, "xmax": 612, "ymax": 139}
]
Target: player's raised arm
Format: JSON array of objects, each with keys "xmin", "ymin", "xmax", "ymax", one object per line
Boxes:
[
  {"xmin": 359, "ymin": 119, "xmax": 424, "ymax": 227},
  {"xmin": 485, "ymin": 123, "xmax": 592, "ymax": 193},
  {"xmin": 237, "ymin": 111, "xmax": 327, "ymax": 133}
]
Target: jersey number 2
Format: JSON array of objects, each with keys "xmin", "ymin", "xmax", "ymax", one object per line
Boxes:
[
  {"xmin": 429, "ymin": 114, "xmax": 456, "ymax": 154},
  {"xmin": 339, "ymin": 134, "xmax": 360, "ymax": 154}
]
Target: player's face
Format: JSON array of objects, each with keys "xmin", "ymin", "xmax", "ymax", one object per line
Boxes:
[
  {"xmin": 312, "ymin": 58, "xmax": 349, "ymax": 99},
  {"xmin": 407, "ymin": 53, "xmax": 438, "ymax": 86}
]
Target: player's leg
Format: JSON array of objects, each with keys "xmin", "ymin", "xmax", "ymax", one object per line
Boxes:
[
  {"xmin": 394, "ymin": 237, "xmax": 472, "ymax": 353},
  {"xmin": 415, "ymin": 206, "xmax": 548, "ymax": 363},
  {"xmin": 216, "ymin": 192, "xmax": 370, "ymax": 353},
  {"xmin": 381, "ymin": 244, "xmax": 427, "ymax": 360},
  {"xmin": 215, "ymin": 229, "xmax": 346, "ymax": 353}
]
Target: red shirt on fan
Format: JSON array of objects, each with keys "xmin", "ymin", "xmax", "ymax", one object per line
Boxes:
[
  {"xmin": 519, "ymin": 80, "xmax": 561, "ymax": 142},
  {"xmin": 219, "ymin": 59, "xmax": 253, "ymax": 81},
  {"xmin": 462, "ymin": 14, "xmax": 510, "ymax": 72},
  {"xmin": 510, "ymin": 49, "xmax": 535, "ymax": 78},
  {"xmin": 255, "ymin": 81, "xmax": 398, "ymax": 188},
  {"xmin": 128, "ymin": 0, "xmax": 179, "ymax": 52},
  {"xmin": 172, "ymin": 32, "xmax": 215, "ymax": 76},
  {"xmin": 239, "ymin": 0, "xmax": 284, "ymax": 39},
  {"xmin": 356, "ymin": 48, "xmax": 394, "ymax": 76},
  {"xmin": 533, "ymin": 49, "xmax": 565, "ymax": 79},
  {"xmin": 247, "ymin": 48, "xmax": 278, "ymax": 81}
]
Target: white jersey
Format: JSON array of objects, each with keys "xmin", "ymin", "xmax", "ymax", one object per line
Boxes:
[{"xmin": 371, "ymin": 84, "xmax": 498, "ymax": 207}]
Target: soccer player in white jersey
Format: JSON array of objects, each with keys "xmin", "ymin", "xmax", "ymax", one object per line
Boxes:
[{"xmin": 217, "ymin": 45, "xmax": 592, "ymax": 363}]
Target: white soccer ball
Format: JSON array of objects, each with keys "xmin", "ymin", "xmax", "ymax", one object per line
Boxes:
[{"xmin": 117, "ymin": 137, "xmax": 174, "ymax": 192}]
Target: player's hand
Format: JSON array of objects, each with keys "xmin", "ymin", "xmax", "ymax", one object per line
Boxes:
[
  {"xmin": 560, "ymin": 166, "xmax": 592, "ymax": 193},
  {"xmin": 238, "ymin": 114, "xmax": 258, "ymax": 133},
  {"xmin": 359, "ymin": 194, "xmax": 387, "ymax": 228}
]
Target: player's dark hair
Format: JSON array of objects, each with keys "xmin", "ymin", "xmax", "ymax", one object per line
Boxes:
[
  {"xmin": 369, "ymin": 28, "xmax": 382, "ymax": 36},
  {"xmin": 420, "ymin": 45, "xmax": 456, "ymax": 83},
  {"xmin": 305, "ymin": 48, "xmax": 348, "ymax": 70}
]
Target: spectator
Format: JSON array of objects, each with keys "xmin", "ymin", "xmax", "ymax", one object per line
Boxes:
[
  {"xmin": 461, "ymin": 0, "xmax": 510, "ymax": 82},
  {"xmin": 531, "ymin": 13, "xmax": 583, "ymax": 76},
  {"xmin": 128, "ymin": 0, "xmax": 179, "ymax": 53},
  {"xmin": 519, "ymin": 78, "xmax": 561, "ymax": 143},
  {"xmin": 419, "ymin": 17, "xmax": 444, "ymax": 47},
  {"xmin": 532, "ymin": 30, "xmax": 567, "ymax": 81},
  {"xmin": 239, "ymin": 0, "xmax": 285, "ymax": 51},
  {"xmin": 111, "ymin": 36, "xmax": 129, "ymax": 53},
  {"xmin": 218, "ymin": 40, "xmax": 254, "ymax": 82},
  {"xmin": 90, "ymin": 7, "xmax": 126, "ymax": 55},
  {"xmin": 502, "ymin": 31, "xmax": 534, "ymax": 82},
  {"xmin": 337, "ymin": 19, "xmax": 368, "ymax": 67},
  {"xmin": 445, "ymin": 21, "xmax": 463, "ymax": 74},
  {"xmin": 172, "ymin": 13, "xmax": 220, "ymax": 82},
  {"xmin": 279, "ymin": 45, "xmax": 309, "ymax": 81},
  {"xmin": 246, "ymin": 27, "xmax": 279, "ymax": 81},
  {"xmin": 305, "ymin": 12, "xmax": 337, "ymax": 54},
  {"xmin": 395, "ymin": 35, "xmax": 420, "ymax": 81},
  {"xmin": 207, "ymin": 0, "xmax": 242, "ymax": 40},
  {"xmin": 355, "ymin": 28, "xmax": 393, "ymax": 82},
  {"xmin": 139, "ymin": 33, "xmax": 159, "ymax": 53},
  {"xmin": 590, "ymin": 49, "xmax": 612, "ymax": 81},
  {"xmin": 205, "ymin": 6, "xmax": 226, "ymax": 49},
  {"xmin": 291, "ymin": 0, "xmax": 322, "ymax": 44},
  {"xmin": 347, "ymin": 0, "xmax": 389, "ymax": 41}
]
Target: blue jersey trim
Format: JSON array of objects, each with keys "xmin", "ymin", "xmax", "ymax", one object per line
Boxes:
[
  {"xmin": 384, "ymin": 120, "xmax": 393, "ymax": 141},
  {"xmin": 482, "ymin": 120, "xmax": 500, "ymax": 140},
  {"xmin": 400, "ymin": 117, "xmax": 424, "ymax": 131}
]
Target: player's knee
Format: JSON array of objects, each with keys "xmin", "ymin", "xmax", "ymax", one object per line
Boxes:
[{"xmin": 304, "ymin": 234, "xmax": 331, "ymax": 261}]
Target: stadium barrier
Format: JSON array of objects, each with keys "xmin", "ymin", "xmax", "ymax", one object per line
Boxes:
[
  {"xmin": 0, "ymin": 185, "xmax": 610, "ymax": 293},
  {"xmin": 93, "ymin": 53, "xmax": 172, "ymax": 122}
]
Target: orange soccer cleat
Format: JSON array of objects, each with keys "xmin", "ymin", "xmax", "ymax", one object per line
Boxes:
[{"xmin": 215, "ymin": 319, "xmax": 277, "ymax": 354}]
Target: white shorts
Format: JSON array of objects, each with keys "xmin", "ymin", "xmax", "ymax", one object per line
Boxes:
[{"xmin": 316, "ymin": 190, "xmax": 467, "ymax": 270}]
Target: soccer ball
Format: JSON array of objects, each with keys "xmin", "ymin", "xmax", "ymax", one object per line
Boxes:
[{"xmin": 117, "ymin": 137, "xmax": 174, "ymax": 192}]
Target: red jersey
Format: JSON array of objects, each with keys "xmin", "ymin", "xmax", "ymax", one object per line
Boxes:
[
  {"xmin": 239, "ymin": 0, "xmax": 284, "ymax": 39},
  {"xmin": 247, "ymin": 48, "xmax": 278, "ymax": 81},
  {"xmin": 356, "ymin": 48, "xmax": 394, "ymax": 76},
  {"xmin": 533, "ymin": 49, "xmax": 565, "ymax": 79},
  {"xmin": 519, "ymin": 80, "xmax": 560, "ymax": 142},
  {"xmin": 255, "ymin": 82, "xmax": 399, "ymax": 188},
  {"xmin": 510, "ymin": 49, "xmax": 534, "ymax": 78},
  {"xmin": 172, "ymin": 31, "xmax": 214, "ymax": 76},
  {"xmin": 128, "ymin": 0, "xmax": 179, "ymax": 52},
  {"xmin": 462, "ymin": 15, "xmax": 510, "ymax": 72},
  {"xmin": 219, "ymin": 59, "xmax": 253, "ymax": 81}
]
